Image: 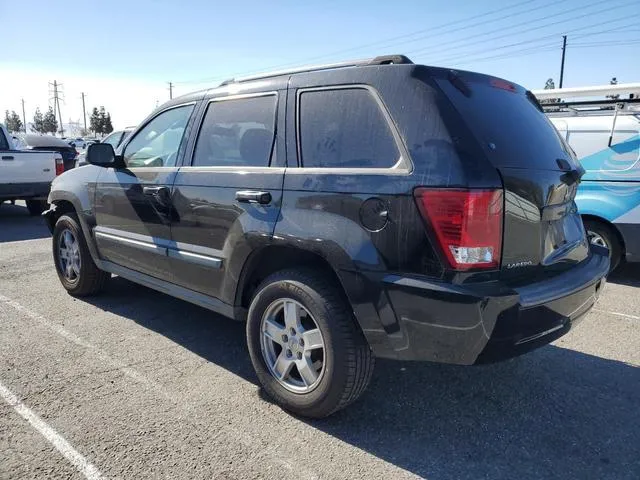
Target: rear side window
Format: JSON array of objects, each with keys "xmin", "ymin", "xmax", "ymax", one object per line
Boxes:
[
  {"xmin": 298, "ymin": 88, "xmax": 400, "ymax": 168},
  {"xmin": 193, "ymin": 95, "xmax": 277, "ymax": 167},
  {"xmin": 436, "ymin": 75, "xmax": 572, "ymax": 170}
]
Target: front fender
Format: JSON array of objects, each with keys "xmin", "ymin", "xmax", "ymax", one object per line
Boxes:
[{"xmin": 47, "ymin": 167, "xmax": 103, "ymax": 267}]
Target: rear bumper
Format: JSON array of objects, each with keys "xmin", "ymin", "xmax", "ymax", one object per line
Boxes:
[
  {"xmin": 0, "ymin": 182, "xmax": 51, "ymax": 201},
  {"xmin": 358, "ymin": 246, "xmax": 609, "ymax": 365}
]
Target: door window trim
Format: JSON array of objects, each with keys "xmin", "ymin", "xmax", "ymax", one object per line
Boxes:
[
  {"xmin": 119, "ymin": 101, "xmax": 197, "ymax": 167},
  {"xmin": 183, "ymin": 91, "xmax": 279, "ymax": 171},
  {"xmin": 294, "ymin": 84, "xmax": 412, "ymax": 175}
]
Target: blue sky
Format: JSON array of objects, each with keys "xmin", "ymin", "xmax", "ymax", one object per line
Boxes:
[{"xmin": 2, "ymin": 0, "xmax": 639, "ymax": 128}]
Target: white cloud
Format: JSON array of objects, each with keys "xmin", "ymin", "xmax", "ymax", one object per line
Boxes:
[{"xmin": 0, "ymin": 64, "xmax": 170, "ymax": 130}]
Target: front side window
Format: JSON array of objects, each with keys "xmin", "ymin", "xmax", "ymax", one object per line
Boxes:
[
  {"xmin": 298, "ymin": 88, "xmax": 400, "ymax": 168},
  {"xmin": 192, "ymin": 95, "xmax": 277, "ymax": 167},
  {"xmin": 123, "ymin": 104, "xmax": 194, "ymax": 168}
]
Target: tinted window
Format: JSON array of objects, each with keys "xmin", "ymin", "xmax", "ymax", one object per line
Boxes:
[
  {"xmin": 102, "ymin": 131, "xmax": 123, "ymax": 148},
  {"xmin": 193, "ymin": 95, "xmax": 276, "ymax": 167},
  {"xmin": 124, "ymin": 105, "xmax": 194, "ymax": 168},
  {"xmin": 0, "ymin": 129, "xmax": 8, "ymax": 150},
  {"xmin": 298, "ymin": 88, "xmax": 400, "ymax": 168},
  {"xmin": 436, "ymin": 75, "xmax": 572, "ymax": 170}
]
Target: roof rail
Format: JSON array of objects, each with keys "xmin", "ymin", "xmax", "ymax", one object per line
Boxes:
[{"xmin": 218, "ymin": 54, "xmax": 413, "ymax": 87}]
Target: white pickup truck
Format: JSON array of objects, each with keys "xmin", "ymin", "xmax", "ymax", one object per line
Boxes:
[{"xmin": 0, "ymin": 124, "xmax": 65, "ymax": 215}]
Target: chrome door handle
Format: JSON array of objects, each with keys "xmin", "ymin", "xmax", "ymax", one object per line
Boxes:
[{"xmin": 235, "ymin": 190, "xmax": 272, "ymax": 204}]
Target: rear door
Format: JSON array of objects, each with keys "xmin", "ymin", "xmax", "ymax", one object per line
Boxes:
[
  {"xmin": 169, "ymin": 90, "xmax": 285, "ymax": 302},
  {"xmin": 436, "ymin": 73, "xmax": 589, "ymax": 279},
  {"xmin": 93, "ymin": 103, "xmax": 196, "ymax": 279}
]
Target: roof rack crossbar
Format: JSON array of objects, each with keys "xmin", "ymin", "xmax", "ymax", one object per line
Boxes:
[
  {"xmin": 540, "ymin": 98, "xmax": 640, "ymax": 110},
  {"xmin": 218, "ymin": 54, "xmax": 413, "ymax": 87}
]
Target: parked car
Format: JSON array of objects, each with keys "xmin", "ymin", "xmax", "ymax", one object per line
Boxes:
[
  {"xmin": 77, "ymin": 129, "xmax": 134, "ymax": 166},
  {"xmin": 534, "ymin": 83, "xmax": 640, "ymax": 271},
  {"xmin": 22, "ymin": 134, "xmax": 77, "ymax": 172},
  {"xmin": 68, "ymin": 137, "xmax": 87, "ymax": 150},
  {"xmin": 0, "ymin": 124, "xmax": 65, "ymax": 215},
  {"xmin": 44, "ymin": 55, "xmax": 609, "ymax": 418}
]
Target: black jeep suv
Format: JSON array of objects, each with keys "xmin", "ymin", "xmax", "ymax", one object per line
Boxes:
[{"xmin": 45, "ymin": 55, "xmax": 609, "ymax": 418}]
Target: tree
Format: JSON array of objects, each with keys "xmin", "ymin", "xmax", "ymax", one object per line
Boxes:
[
  {"xmin": 32, "ymin": 108, "xmax": 45, "ymax": 133},
  {"xmin": 42, "ymin": 107, "xmax": 58, "ymax": 135},
  {"xmin": 103, "ymin": 113, "xmax": 114, "ymax": 134},
  {"xmin": 89, "ymin": 107, "xmax": 101, "ymax": 135},
  {"xmin": 607, "ymin": 77, "xmax": 619, "ymax": 100},
  {"xmin": 4, "ymin": 110, "xmax": 23, "ymax": 132},
  {"xmin": 540, "ymin": 78, "xmax": 560, "ymax": 105}
]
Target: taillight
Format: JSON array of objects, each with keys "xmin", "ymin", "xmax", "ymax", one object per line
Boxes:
[
  {"xmin": 414, "ymin": 188, "xmax": 503, "ymax": 271},
  {"xmin": 55, "ymin": 157, "xmax": 64, "ymax": 176}
]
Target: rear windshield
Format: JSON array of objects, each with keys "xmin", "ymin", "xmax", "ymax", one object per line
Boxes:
[{"xmin": 436, "ymin": 74, "xmax": 571, "ymax": 170}]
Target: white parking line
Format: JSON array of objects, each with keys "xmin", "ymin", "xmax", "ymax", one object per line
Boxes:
[
  {"xmin": 0, "ymin": 294, "xmax": 320, "ymax": 480},
  {"xmin": 0, "ymin": 380, "xmax": 104, "ymax": 480},
  {"xmin": 593, "ymin": 308, "xmax": 640, "ymax": 320}
]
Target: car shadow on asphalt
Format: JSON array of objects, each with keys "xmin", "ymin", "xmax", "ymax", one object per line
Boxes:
[
  {"xmin": 0, "ymin": 203, "xmax": 50, "ymax": 243},
  {"xmin": 607, "ymin": 263, "xmax": 640, "ymax": 288},
  {"xmin": 86, "ymin": 276, "xmax": 639, "ymax": 479}
]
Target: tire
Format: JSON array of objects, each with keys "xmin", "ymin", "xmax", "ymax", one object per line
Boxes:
[
  {"xmin": 246, "ymin": 269, "xmax": 374, "ymax": 418},
  {"xmin": 26, "ymin": 199, "xmax": 47, "ymax": 216},
  {"xmin": 52, "ymin": 213, "xmax": 110, "ymax": 296},
  {"xmin": 584, "ymin": 218, "xmax": 621, "ymax": 272}
]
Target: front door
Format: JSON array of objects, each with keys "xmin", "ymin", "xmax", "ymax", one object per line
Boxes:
[
  {"xmin": 93, "ymin": 103, "xmax": 196, "ymax": 280},
  {"xmin": 169, "ymin": 91, "xmax": 285, "ymax": 303}
]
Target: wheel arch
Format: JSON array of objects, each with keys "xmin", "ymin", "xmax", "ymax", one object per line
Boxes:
[
  {"xmin": 581, "ymin": 213, "xmax": 626, "ymax": 258},
  {"xmin": 234, "ymin": 245, "xmax": 350, "ymax": 315},
  {"xmin": 47, "ymin": 193, "xmax": 103, "ymax": 268}
]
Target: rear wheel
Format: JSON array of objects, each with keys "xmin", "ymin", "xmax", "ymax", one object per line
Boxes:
[
  {"xmin": 52, "ymin": 213, "xmax": 110, "ymax": 296},
  {"xmin": 246, "ymin": 269, "xmax": 374, "ymax": 418},
  {"xmin": 584, "ymin": 218, "xmax": 621, "ymax": 272},
  {"xmin": 26, "ymin": 199, "xmax": 47, "ymax": 216}
]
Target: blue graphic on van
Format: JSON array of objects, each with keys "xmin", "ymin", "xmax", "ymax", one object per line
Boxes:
[
  {"xmin": 580, "ymin": 134, "xmax": 640, "ymax": 180},
  {"xmin": 575, "ymin": 134, "xmax": 640, "ymax": 222}
]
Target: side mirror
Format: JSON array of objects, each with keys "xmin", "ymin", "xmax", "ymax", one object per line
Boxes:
[{"xmin": 86, "ymin": 143, "xmax": 124, "ymax": 168}]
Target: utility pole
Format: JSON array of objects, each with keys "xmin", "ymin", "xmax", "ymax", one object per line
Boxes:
[
  {"xmin": 50, "ymin": 80, "xmax": 65, "ymax": 136},
  {"xmin": 168, "ymin": 82, "xmax": 173, "ymax": 100},
  {"xmin": 81, "ymin": 92, "xmax": 87, "ymax": 134},
  {"xmin": 559, "ymin": 35, "xmax": 567, "ymax": 89},
  {"xmin": 21, "ymin": 98, "xmax": 27, "ymax": 133}
]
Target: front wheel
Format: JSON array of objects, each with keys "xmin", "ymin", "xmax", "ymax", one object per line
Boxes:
[
  {"xmin": 584, "ymin": 219, "xmax": 621, "ymax": 272},
  {"xmin": 52, "ymin": 213, "xmax": 110, "ymax": 296},
  {"xmin": 246, "ymin": 269, "xmax": 374, "ymax": 418}
]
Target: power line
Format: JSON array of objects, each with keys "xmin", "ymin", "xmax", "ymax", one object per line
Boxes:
[
  {"xmin": 452, "ymin": 37, "xmax": 640, "ymax": 67},
  {"xmin": 174, "ymin": 0, "xmax": 562, "ymax": 85},
  {"xmin": 408, "ymin": 0, "xmax": 633, "ymax": 59},
  {"xmin": 425, "ymin": 11, "xmax": 640, "ymax": 65}
]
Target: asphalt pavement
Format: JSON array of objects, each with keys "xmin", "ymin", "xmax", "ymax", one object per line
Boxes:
[{"xmin": 1, "ymin": 201, "xmax": 639, "ymax": 479}]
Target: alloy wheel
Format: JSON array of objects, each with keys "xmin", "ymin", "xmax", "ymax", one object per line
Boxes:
[
  {"xmin": 58, "ymin": 229, "xmax": 81, "ymax": 282},
  {"xmin": 260, "ymin": 298, "xmax": 326, "ymax": 393}
]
